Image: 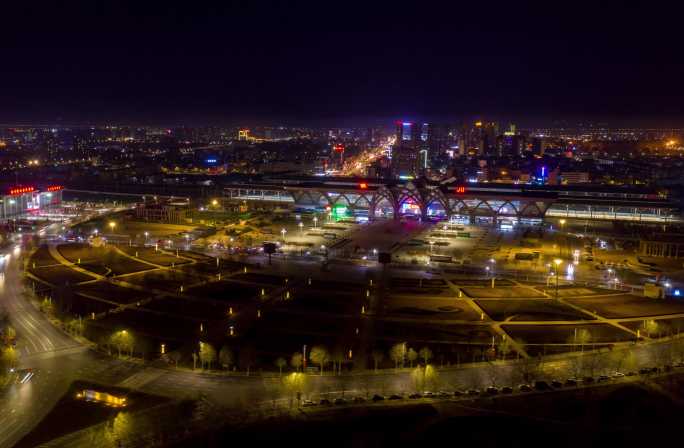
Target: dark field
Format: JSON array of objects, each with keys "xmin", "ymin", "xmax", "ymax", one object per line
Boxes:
[
  {"xmin": 462, "ymin": 286, "xmax": 546, "ymax": 299},
  {"xmin": 74, "ymin": 281, "xmax": 152, "ymax": 304},
  {"xmin": 567, "ymin": 294, "xmax": 684, "ymax": 319},
  {"xmin": 118, "ymin": 246, "xmax": 189, "ymax": 266},
  {"xmin": 184, "ymin": 281, "xmax": 262, "ymax": 303},
  {"xmin": 58, "ymin": 243, "xmax": 153, "ymax": 275},
  {"xmin": 476, "ymin": 299, "xmax": 594, "ymax": 321},
  {"xmin": 29, "ymin": 265, "xmax": 95, "ymax": 285},
  {"xmin": 385, "ymin": 297, "xmax": 481, "ymax": 321},
  {"xmin": 502, "ymin": 323, "xmax": 634, "ymax": 344}
]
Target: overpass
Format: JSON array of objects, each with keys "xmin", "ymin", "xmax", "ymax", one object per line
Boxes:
[{"xmin": 223, "ymin": 177, "xmax": 682, "ymax": 224}]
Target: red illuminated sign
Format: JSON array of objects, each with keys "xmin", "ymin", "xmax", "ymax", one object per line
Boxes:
[
  {"xmin": 46, "ymin": 185, "xmax": 63, "ymax": 192},
  {"xmin": 9, "ymin": 186, "xmax": 35, "ymax": 196},
  {"xmin": 359, "ymin": 183, "xmax": 368, "ymax": 189},
  {"xmin": 455, "ymin": 186, "xmax": 466, "ymax": 194},
  {"xmin": 334, "ymin": 144, "xmax": 345, "ymax": 153}
]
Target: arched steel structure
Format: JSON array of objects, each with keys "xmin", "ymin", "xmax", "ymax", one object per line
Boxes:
[{"xmin": 224, "ymin": 180, "xmax": 556, "ymax": 222}]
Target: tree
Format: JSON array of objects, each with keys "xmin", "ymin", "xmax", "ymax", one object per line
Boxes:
[
  {"xmin": 513, "ymin": 354, "xmax": 543, "ymax": 384},
  {"xmin": 331, "ymin": 348, "xmax": 345, "ymax": 375},
  {"xmin": 110, "ymin": 330, "xmax": 134, "ymax": 358},
  {"xmin": 389, "ymin": 342, "xmax": 406, "ymax": 369},
  {"xmin": 407, "ymin": 348, "xmax": 418, "ymax": 368},
  {"xmin": 66, "ymin": 318, "xmax": 83, "ymax": 336},
  {"xmin": 219, "ymin": 346, "xmax": 234, "ymax": 370},
  {"xmin": 572, "ymin": 329, "xmax": 591, "ymax": 353},
  {"xmin": 2, "ymin": 325, "xmax": 16, "ymax": 345},
  {"xmin": 283, "ymin": 372, "xmax": 308, "ymax": 407},
  {"xmin": 168, "ymin": 350, "xmax": 181, "ymax": 368},
  {"xmin": 644, "ymin": 320, "xmax": 660, "ymax": 338},
  {"xmin": 40, "ymin": 297, "xmax": 54, "ymax": 315},
  {"xmin": 275, "ymin": 357, "xmax": 287, "ymax": 376},
  {"xmin": 239, "ymin": 345, "xmax": 257, "ymax": 376},
  {"xmin": 372, "ymin": 350, "xmax": 384, "ymax": 373},
  {"xmin": 498, "ymin": 339, "xmax": 513, "ymax": 360},
  {"xmin": 309, "ymin": 345, "xmax": 330, "ymax": 376},
  {"xmin": 199, "ymin": 342, "xmax": 217, "ymax": 369},
  {"xmin": 263, "ymin": 242, "xmax": 277, "ymax": 265},
  {"xmin": 1, "ymin": 346, "xmax": 17, "ymax": 369},
  {"xmin": 419, "ymin": 347, "xmax": 433, "ymax": 365},
  {"xmin": 290, "ymin": 352, "xmax": 303, "ymax": 372}
]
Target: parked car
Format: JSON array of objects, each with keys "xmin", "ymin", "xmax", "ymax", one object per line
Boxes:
[
  {"xmin": 333, "ymin": 398, "xmax": 347, "ymax": 405},
  {"xmin": 518, "ymin": 384, "xmax": 532, "ymax": 392},
  {"xmin": 582, "ymin": 376, "xmax": 595, "ymax": 384},
  {"xmin": 352, "ymin": 396, "xmax": 366, "ymax": 403},
  {"xmin": 409, "ymin": 393, "xmax": 422, "ymax": 399},
  {"xmin": 453, "ymin": 390, "xmax": 465, "ymax": 397},
  {"xmin": 372, "ymin": 394, "xmax": 385, "ymax": 402},
  {"xmin": 423, "ymin": 391, "xmax": 435, "ymax": 398},
  {"xmin": 319, "ymin": 398, "xmax": 331, "ymax": 405},
  {"xmin": 534, "ymin": 381, "xmax": 551, "ymax": 391},
  {"xmin": 564, "ymin": 378, "xmax": 578, "ymax": 387},
  {"xmin": 551, "ymin": 380, "xmax": 563, "ymax": 388},
  {"xmin": 501, "ymin": 386, "xmax": 513, "ymax": 394},
  {"xmin": 485, "ymin": 386, "xmax": 499, "ymax": 395},
  {"xmin": 611, "ymin": 372, "xmax": 625, "ymax": 378},
  {"xmin": 597, "ymin": 375, "xmax": 610, "ymax": 382},
  {"xmin": 466, "ymin": 389, "xmax": 480, "ymax": 396},
  {"xmin": 437, "ymin": 391, "xmax": 451, "ymax": 398},
  {"xmin": 388, "ymin": 394, "xmax": 403, "ymax": 400},
  {"xmin": 302, "ymin": 400, "xmax": 316, "ymax": 407}
]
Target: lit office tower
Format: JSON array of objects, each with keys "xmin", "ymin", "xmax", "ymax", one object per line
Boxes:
[
  {"xmin": 460, "ymin": 120, "xmax": 498, "ymax": 155},
  {"xmin": 393, "ymin": 121, "xmax": 423, "ymax": 178},
  {"xmin": 390, "ymin": 144, "xmax": 420, "ymax": 178},
  {"xmin": 496, "ymin": 124, "xmax": 525, "ymax": 157},
  {"xmin": 395, "ymin": 121, "xmax": 422, "ymax": 148}
]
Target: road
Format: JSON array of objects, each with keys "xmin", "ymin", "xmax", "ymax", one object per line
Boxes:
[{"xmin": 0, "ymin": 246, "xmax": 88, "ymax": 448}]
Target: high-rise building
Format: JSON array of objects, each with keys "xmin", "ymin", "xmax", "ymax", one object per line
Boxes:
[
  {"xmin": 395, "ymin": 121, "xmax": 422, "ymax": 147},
  {"xmin": 391, "ymin": 144, "xmax": 420, "ymax": 178}
]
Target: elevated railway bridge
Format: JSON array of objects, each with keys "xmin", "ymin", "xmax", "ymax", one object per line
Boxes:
[{"xmin": 222, "ymin": 178, "xmax": 682, "ymax": 224}]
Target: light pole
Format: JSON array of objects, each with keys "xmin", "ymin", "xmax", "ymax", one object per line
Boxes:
[
  {"xmin": 313, "ymin": 216, "xmax": 318, "ymax": 229},
  {"xmin": 428, "ymin": 240, "xmax": 435, "ymax": 254},
  {"xmin": 559, "ymin": 219, "xmax": 566, "ymax": 256},
  {"xmin": 298, "ymin": 221, "xmax": 303, "ymax": 235},
  {"xmin": 144, "ymin": 231, "xmax": 149, "ymax": 244},
  {"xmin": 554, "ymin": 258, "xmax": 563, "ymax": 299},
  {"xmin": 281, "ymin": 228, "xmax": 287, "ymax": 242}
]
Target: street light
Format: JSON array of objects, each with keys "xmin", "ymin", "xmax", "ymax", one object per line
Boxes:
[
  {"xmin": 109, "ymin": 221, "xmax": 116, "ymax": 233},
  {"xmin": 553, "ymin": 258, "xmax": 563, "ymax": 299},
  {"xmin": 313, "ymin": 216, "xmax": 318, "ymax": 228},
  {"xmin": 298, "ymin": 221, "xmax": 303, "ymax": 235},
  {"xmin": 428, "ymin": 240, "xmax": 435, "ymax": 254},
  {"xmin": 281, "ymin": 228, "xmax": 287, "ymax": 242}
]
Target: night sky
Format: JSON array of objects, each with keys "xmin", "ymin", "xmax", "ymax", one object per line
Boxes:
[{"xmin": 1, "ymin": 1, "xmax": 683, "ymax": 126}]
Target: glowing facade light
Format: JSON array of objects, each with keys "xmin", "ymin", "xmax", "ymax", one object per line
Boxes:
[{"xmin": 9, "ymin": 186, "xmax": 35, "ymax": 195}]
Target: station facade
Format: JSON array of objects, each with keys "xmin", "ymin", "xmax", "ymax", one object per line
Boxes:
[{"xmin": 0, "ymin": 185, "xmax": 64, "ymax": 220}]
